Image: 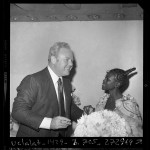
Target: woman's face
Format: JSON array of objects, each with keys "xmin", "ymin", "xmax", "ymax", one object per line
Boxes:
[{"xmin": 102, "ymin": 72, "xmax": 117, "ymax": 91}]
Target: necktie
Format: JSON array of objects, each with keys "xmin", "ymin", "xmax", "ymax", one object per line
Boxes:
[{"xmin": 58, "ymin": 78, "xmax": 65, "ymax": 116}]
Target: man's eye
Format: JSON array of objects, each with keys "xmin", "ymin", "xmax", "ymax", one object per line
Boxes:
[{"xmin": 64, "ymin": 59, "xmax": 68, "ymax": 62}]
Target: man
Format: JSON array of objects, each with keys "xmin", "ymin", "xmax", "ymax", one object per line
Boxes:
[{"xmin": 12, "ymin": 42, "xmax": 83, "ymax": 137}]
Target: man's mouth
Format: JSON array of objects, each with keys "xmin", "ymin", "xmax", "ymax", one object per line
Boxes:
[{"xmin": 66, "ymin": 67, "xmax": 72, "ymax": 71}]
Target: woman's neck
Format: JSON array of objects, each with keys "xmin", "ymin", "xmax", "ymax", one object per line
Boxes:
[{"xmin": 109, "ymin": 89, "xmax": 123, "ymax": 101}]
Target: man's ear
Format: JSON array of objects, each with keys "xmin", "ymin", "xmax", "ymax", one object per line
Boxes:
[{"xmin": 51, "ymin": 56, "xmax": 57, "ymax": 64}]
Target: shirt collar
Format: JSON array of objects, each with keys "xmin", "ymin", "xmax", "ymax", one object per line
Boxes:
[{"xmin": 47, "ymin": 65, "xmax": 62, "ymax": 84}]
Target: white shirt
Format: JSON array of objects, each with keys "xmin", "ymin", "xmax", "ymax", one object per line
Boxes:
[{"xmin": 39, "ymin": 65, "xmax": 65, "ymax": 129}]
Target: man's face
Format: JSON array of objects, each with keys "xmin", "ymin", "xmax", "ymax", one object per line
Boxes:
[
  {"xmin": 53, "ymin": 48, "xmax": 74, "ymax": 76},
  {"xmin": 102, "ymin": 73, "xmax": 117, "ymax": 91}
]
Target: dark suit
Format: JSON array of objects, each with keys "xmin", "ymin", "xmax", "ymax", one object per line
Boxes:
[{"xmin": 12, "ymin": 67, "xmax": 83, "ymax": 137}]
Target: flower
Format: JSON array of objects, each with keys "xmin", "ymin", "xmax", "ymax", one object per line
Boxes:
[
  {"xmin": 71, "ymin": 84, "xmax": 81, "ymax": 106},
  {"xmin": 73, "ymin": 110, "xmax": 131, "ymax": 137},
  {"xmin": 72, "ymin": 93, "xmax": 81, "ymax": 106}
]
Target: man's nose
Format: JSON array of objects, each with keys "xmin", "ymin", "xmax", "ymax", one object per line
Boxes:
[{"xmin": 68, "ymin": 60, "xmax": 73, "ymax": 66}]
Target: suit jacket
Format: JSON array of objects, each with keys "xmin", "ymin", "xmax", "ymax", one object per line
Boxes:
[{"xmin": 12, "ymin": 67, "xmax": 83, "ymax": 137}]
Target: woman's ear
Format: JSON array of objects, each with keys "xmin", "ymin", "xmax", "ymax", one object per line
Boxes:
[{"xmin": 115, "ymin": 82, "xmax": 121, "ymax": 88}]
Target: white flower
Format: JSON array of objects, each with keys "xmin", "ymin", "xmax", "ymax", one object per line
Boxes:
[
  {"xmin": 115, "ymin": 100, "xmax": 122, "ymax": 108},
  {"xmin": 74, "ymin": 124, "xmax": 87, "ymax": 137},
  {"xmin": 73, "ymin": 110, "xmax": 130, "ymax": 137}
]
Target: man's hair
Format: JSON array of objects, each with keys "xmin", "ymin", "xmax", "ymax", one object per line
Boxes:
[{"xmin": 48, "ymin": 42, "xmax": 71, "ymax": 61}]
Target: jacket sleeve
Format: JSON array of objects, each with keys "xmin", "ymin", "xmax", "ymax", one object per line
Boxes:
[
  {"xmin": 12, "ymin": 75, "xmax": 44, "ymax": 131},
  {"xmin": 70, "ymin": 100, "xmax": 83, "ymax": 122}
]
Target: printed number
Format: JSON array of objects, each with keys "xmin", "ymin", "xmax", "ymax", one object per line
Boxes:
[
  {"xmin": 105, "ymin": 139, "xmax": 109, "ymax": 145},
  {"xmin": 72, "ymin": 139, "xmax": 79, "ymax": 145},
  {"xmin": 135, "ymin": 139, "xmax": 142, "ymax": 145}
]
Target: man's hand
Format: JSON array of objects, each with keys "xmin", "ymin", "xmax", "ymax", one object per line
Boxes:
[{"xmin": 50, "ymin": 116, "xmax": 71, "ymax": 130}]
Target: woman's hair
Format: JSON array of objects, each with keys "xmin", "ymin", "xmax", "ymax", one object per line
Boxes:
[
  {"xmin": 48, "ymin": 42, "xmax": 72, "ymax": 61},
  {"xmin": 107, "ymin": 67, "xmax": 137, "ymax": 93}
]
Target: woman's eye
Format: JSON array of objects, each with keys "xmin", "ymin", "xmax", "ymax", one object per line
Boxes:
[{"xmin": 106, "ymin": 78, "xmax": 110, "ymax": 81}]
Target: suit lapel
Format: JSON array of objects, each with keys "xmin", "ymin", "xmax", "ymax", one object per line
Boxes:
[{"xmin": 43, "ymin": 67, "xmax": 59, "ymax": 116}]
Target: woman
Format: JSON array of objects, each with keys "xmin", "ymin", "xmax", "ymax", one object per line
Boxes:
[{"xmin": 95, "ymin": 67, "xmax": 143, "ymax": 137}]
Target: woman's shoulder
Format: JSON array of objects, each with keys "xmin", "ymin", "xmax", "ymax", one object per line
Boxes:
[
  {"xmin": 116, "ymin": 94, "xmax": 142, "ymax": 120},
  {"xmin": 122, "ymin": 94, "xmax": 140, "ymax": 114}
]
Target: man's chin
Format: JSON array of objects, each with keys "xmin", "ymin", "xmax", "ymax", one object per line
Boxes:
[{"xmin": 63, "ymin": 72, "xmax": 70, "ymax": 76}]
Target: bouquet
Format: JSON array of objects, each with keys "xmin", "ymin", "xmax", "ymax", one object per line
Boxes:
[{"xmin": 73, "ymin": 110, "xmax": 131, "ymax": 137}]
